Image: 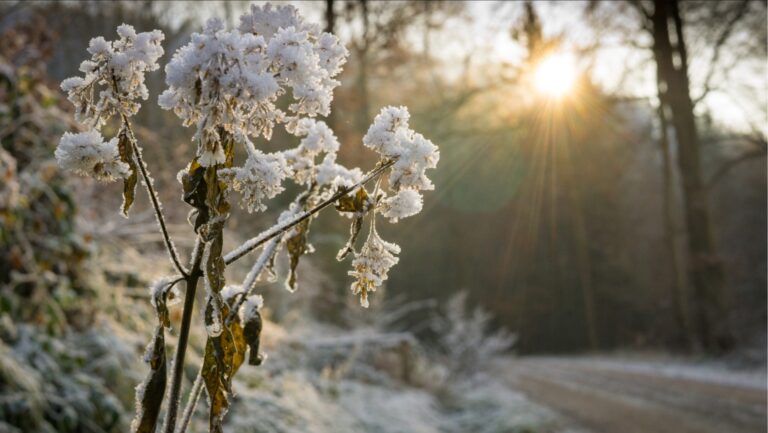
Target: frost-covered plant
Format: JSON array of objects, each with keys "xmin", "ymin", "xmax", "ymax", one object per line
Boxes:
[
  {"xmin": 54, "ymin": 4, "xmax": 439, "ymax": 433},
  {"xmin": 433, "ymin": 291, "xmax": 515, "ymax": 381}
]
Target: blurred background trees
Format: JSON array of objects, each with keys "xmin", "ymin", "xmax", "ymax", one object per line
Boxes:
[{"xmin": 1, "ymin": 0, "xmax": 765, "ymax": 359}]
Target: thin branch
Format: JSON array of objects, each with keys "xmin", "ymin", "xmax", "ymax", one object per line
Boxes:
[
  {"xmin": 122, "ymin": 118, "xmax": 189, "ymax": 277},
  {"xmin": 223, "ymin": 159, "xmax": 395, "ymax": 265},
  {"xmin": 692, "ymin": 0, "xmax": 750, "ymax": 107},
  {"xmin": 227, "ymin": 236, "xmax": 282, "ymax": 324},
  {"xmin": 706, "ymin": 147, "xmax": 767, "ymax": 189},
  {"xmin": 175, "ymin": 364, "xmax": 205, "ymax": 433},
  {"xmin": 627, "ymin": 0, "xmax": 653, "ymax": 31},
  {"xmin": 162, "ymin": 236, "xmax": 205, "ymax": 433}
]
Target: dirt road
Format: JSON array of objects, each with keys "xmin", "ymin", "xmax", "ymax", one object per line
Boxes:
[{"xmin": 499, "ymin": 357, "xmax": 767, "ymax": 433}]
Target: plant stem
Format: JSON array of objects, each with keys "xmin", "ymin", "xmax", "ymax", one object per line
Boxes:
[
  {"xmin": 224, "ymin": 159, "xmax": 394, "ymax": 265},
  {"xmin": 175, "ymin": 364, "xmax": 205, "ymax": 433},
  {"xmin": 178, "ymin": 234, "xmax": 283, "ymax": 427},
  {"xmin": 122, "ymin": 118, "xmax": 189, "ymax": 277},
  {"xmin": 162, "ymin": 237, "xmax": 205, "ymax": 433},
  {"xmin": 162, "ymin": 160, "xmax": 394, "ymax": 289}
]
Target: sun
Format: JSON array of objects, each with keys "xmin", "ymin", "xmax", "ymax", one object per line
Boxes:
[{"xmin": 533, "ymin": 51, "xmax": 577, "ymax": 98}]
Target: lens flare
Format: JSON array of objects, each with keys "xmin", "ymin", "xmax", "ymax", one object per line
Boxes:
[{"xmin": 534, "ymin": 52, "xmax": 577, "ymax": 98}]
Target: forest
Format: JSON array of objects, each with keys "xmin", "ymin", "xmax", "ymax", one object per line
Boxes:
[{"xmin": 0, "ymin": 1, "xmax": 766, "ymax": 433}]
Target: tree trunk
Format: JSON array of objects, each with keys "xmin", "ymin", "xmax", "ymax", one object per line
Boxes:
[
  {"xmin": 651, "ymin": 0, "xmax": 732, "ymax": 352},
  {"xmin": 655, "ymin": 97, "xmax": 695, "ymax": 351}
]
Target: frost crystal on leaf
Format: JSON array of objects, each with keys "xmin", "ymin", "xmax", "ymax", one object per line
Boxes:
[
  {"xmin": 55, "ymin": 131, "xmax": 130, "ymax": 181},
  {"xmin": 349, "ymin": 228, "xmax": 401, "ymax": 308},
  {"xmin": 61, "ymin": 26, "xmax": 164, "ymax": 129},
  {"xmin": 238, "ymin": 294, "xmax": 264, "ymax": 323}
]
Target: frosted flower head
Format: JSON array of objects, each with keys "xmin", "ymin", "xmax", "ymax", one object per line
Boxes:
[
  {"xmin": 363, "ymin": 106, "xmax": 411, "ymax": 158},
  {"xmin": 218, "ymin": 147, "xmax": 290, "ymax": 213},
  {"xmin": 388, "ymin": 132, "xmax": 439, "ymax": 191},
  {"xmin": 364, "ymin": 106, "xmax": 439, "ymax": 195},
  {"xmin": 282, "ymin": 118, "xmax": 342, "ymax": 185},
  {"xmin": 238, "ymin": 3, "xmax": 319, "ymax": 39},
  {"xmin": 160, "ymin": 3, "xmax": 348, "ymax": 166},
  {"xmin": 380, "ymin": 189, "xmax": 423, "ymax": 223},
  {"xmin": 55, "ymin": 131, "xmax": 130, "ymax": 182},
  {"xmin": 62, "ymin": 25, "xmax": 164, "ymax": 129},
  {"xmin": 349, "ymin": 229, "xmax": 400, "ymax": 308}
]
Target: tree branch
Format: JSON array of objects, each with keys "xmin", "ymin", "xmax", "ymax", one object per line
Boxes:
[
  {"xmin": 692, "ymin": 0, "xmax": 750, "ymax": 107},
  {"xmin": 706, "ymin": 147, "xmax": 766, "ymax": 189}
]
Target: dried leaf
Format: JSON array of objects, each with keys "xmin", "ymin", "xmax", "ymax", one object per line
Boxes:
[
  {"xmin": 180, "ymin": 160, "xmax": 209, "ymax": 231},
  {"xmin": 285, "ymin": 217, "xmax": 312, "ymax": 291},
  {"xmin": 201, "ymin": 319, "xmax": 247, "ymax": 433},
  {"xmin": 118, "ymin": 129, "xmax": 138, "ymax": 217},
  {"xmin": 131, "ymin": 325, "xmax": 166, "ymax": 433},
  {"xmin": 335, "ymin": 186, "xmax": 370, "ymax": 214},
  {"xmin": 242, "ymin": 309, "xmax": 264, "ymax": 366},
  {"xmin": 336, "ymin": 215, "xmax": 363, "ymax": 261}
]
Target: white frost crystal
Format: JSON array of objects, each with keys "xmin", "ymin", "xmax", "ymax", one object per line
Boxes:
[
  {"xmin": 218, "ymin": 146, "xmax": 291, "ymax": 213},
  {"xmin": 349, "ymin": 228, "xmax": 401, "ymax": 308},
  {"xmin": 55, "ymin": 131, "xmax": 130, "ymax": 181},
  {"xmin": 364, "ymin": 106, "xmax": 440, "ymax": 192},
  {"xmin": 361, "ymin": 106, "xmax": 438, "ymax": 223},
  {"xmin": 380, "ymin": 189, "xmax": 423, "ymax": 223},
  {"xmin": 160, "ymin": 4, "xmax": 348, "ymax": 166},
  {"xmin": 238, "ymin": 294, "xmax": 264, "ymax": 323},
  {"xmin": 61, "ymin": 25, "xmax": 164, "ymax": 129},
  {"xmin": 282, "ymin": 118, "xmax": 344, "ymax": 185}
]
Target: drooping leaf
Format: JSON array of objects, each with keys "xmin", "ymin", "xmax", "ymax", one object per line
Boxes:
[
  {"xmin": 180, "ymin": 160, "xmax": 209, "ymax": 231},
  {"xmin": 335, "ymin": 186, "xmax": 371, "ymax": 261},
  {"xmin": 242, "ymin": 309, "xmax": 264, "ymax": 366},
  {"xmin": 201, "ymin": 319, "xmax": 247, "ymax": 433},
  {"xmin": 335, "ymin": 186, "xmax": 370, "ymax": 214},
  {"xmin": 131, "ymin": 325, "xmax": 166, "ymax": 433},
  {"xmin": 118, "ymin": 129, "xmax": 138, "ymax": 217},
  {"xmin": 285, "ymin": 217, "xmax": 312, "ymax": 291},
  {"xmin": 336, "ymin": 215, "xmax": 363, "ymax": 261}
]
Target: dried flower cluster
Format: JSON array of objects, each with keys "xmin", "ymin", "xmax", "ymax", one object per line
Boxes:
[
  {"xmin": 55, "ymin": 131, "xmax": 130, "ymax": 181},
  {"xmin": 55, "ymin": 4, "xmax": 439, "ymax": 433},
  {"xmin": 56, "ymin": 25, "xmax": 164, "ymax": 182},
  {"xmin": 158, "ymin": 3, "xmax": 347, "ymax": 167}
]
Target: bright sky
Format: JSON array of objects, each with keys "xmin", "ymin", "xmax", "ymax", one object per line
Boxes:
[{"xmin": 172, "ymin": 1, "xmax": 765, "ymax": 135}]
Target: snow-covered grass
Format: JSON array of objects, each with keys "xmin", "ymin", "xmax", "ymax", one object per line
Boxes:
[{"xmin": 560, "ymin": 354, "xmax": 767, "ymax": 391}]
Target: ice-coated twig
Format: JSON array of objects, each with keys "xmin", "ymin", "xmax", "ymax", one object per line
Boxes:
[
  {"xmin": 227, "ymin": 236, "xmax": 281, "ymax": 325},
  {"xmin": 122, "ymin": 116, "xmax": 189, "ymax": 277},
  {"xmin": 224, "ymin": 159, "xmax": 394, "ymax": 265},
  {"xmin": 175, "ymin": 364, "xmax": 205, "ymax": 433}
]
